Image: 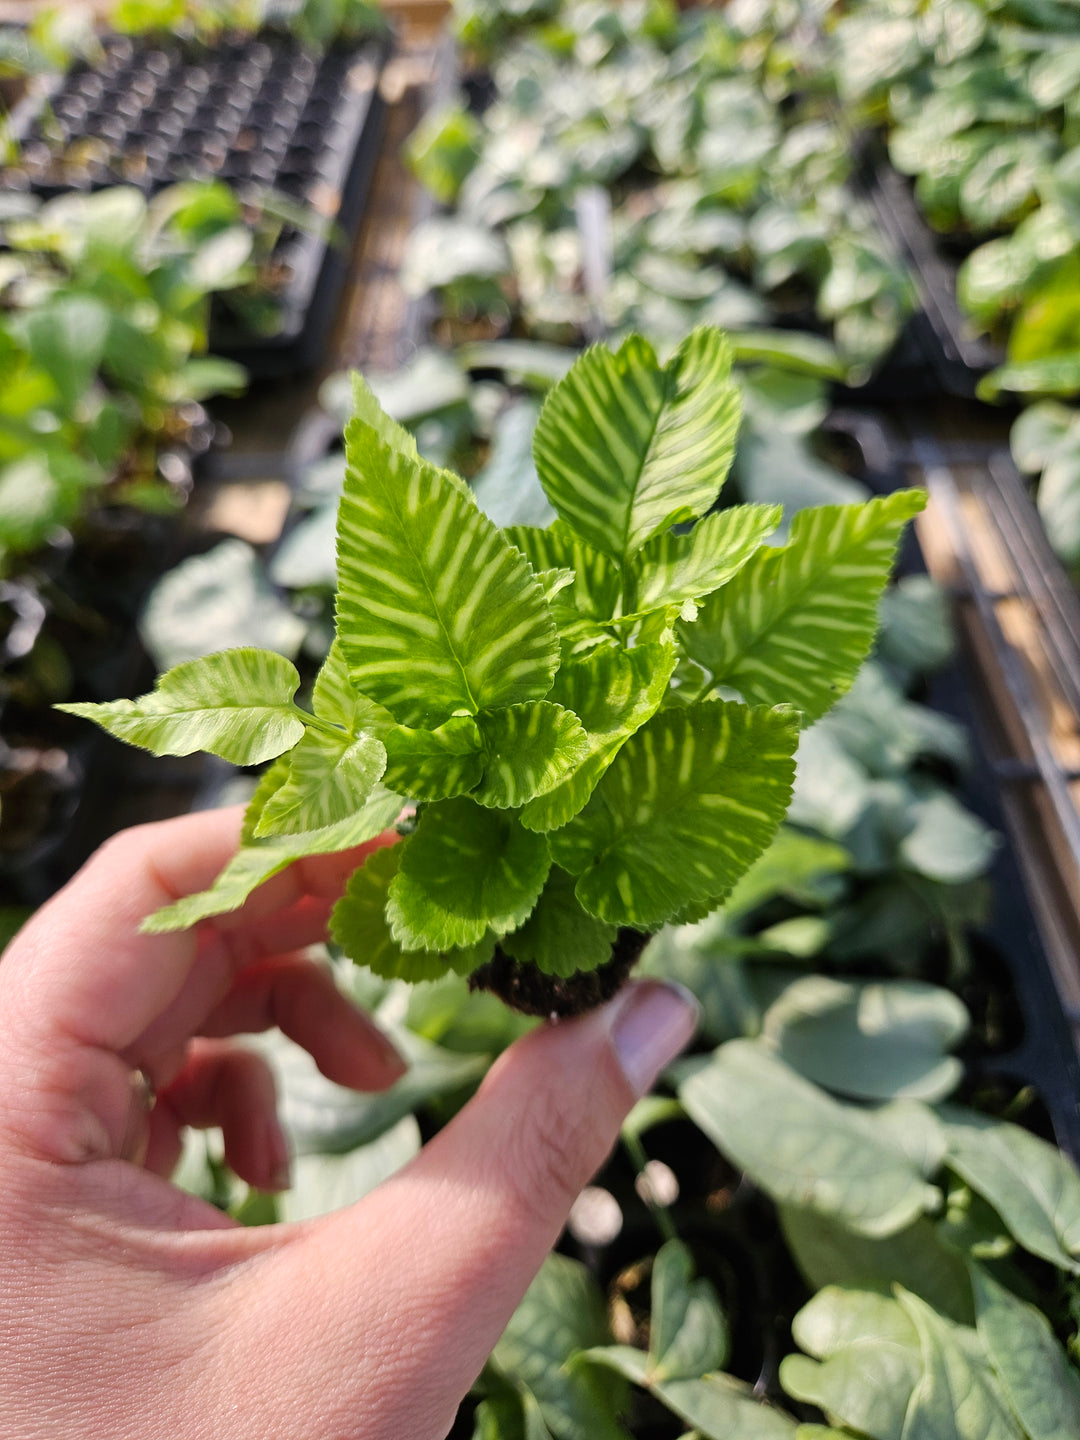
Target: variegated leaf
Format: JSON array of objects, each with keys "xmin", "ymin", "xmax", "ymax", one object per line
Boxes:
[
  {"xmin": 382, "ymin": 716, "xmax": 485, "ymax": 802},
  {"xmin": 350, "ymin": 370, "xmax": 419, "ymax": 461},
  {"xmin": 520, "ymin": 642, "xmax": 677, "ymax": 833},
  {"xmin": 506, "ymin": 521, "xmax": 622, "ymax": 625},
  {"xmin": 626, "ymin": 504, "xmax": 782, "ymax": 614},
  {"xmin": 312, "ymin": 640, "xmax": 393, "ymax": 734},
  {"xmin": 254, "ymin": 727, "xmax": 387, "ymax": 837},
  {"xmin": 501, "ymin": 866, "xmax": 617, "ymax": 978},
  {"xmin": 682, "ymin": 490, "xmax": 926, "ymax": 727},
  {"xmin": 336, "ymin": 422, "xmax": 559, "ymax": 727},
  {"xmin": 551, "ymin": 700, "xmax": 798, "ymax": 928},
  {"xmin": 387, "ymin": 798, "xmax": 551, "ymax": 950},
  {"xmin": 142, "ymin": 786, "xmax": 404, "ymax": 933},
  {"xmin": 330, "ymin": 844, "xmax": 491, "ymax": 982},
  {"xmin": 474, "ymin": 702, "xmax": 589, "ymax": 810},
  {"xmin": 533, "ymin": 327, "xmax": 742, "ymax": 562},
  {"xmin": 58, "ymin": 648, "xmax": 305, "ymax": 765}
]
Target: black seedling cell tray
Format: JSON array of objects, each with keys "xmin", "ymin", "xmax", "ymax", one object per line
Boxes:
[
  {"xmin": 4, "ymin": 30, "xmax": 391, "ymax": 376},
  {"xmin": 863, "ymin": 157, "xmax": 1004, "ymax": 400}
]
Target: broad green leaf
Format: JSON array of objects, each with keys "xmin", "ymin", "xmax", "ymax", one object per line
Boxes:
[
  {"xmin": 142, "ymin": 786, "xmax": 404, "ymax": 933},
  {"xmin": 762, "ymin": 976, "xmax": 969, "ymax": 1103},
  {"xmin": 59, "ymin": 648, "xmax": 305, "ymax": 765},
  {"xmin": 682, "ymin": 491, "xmax": 926, "ymax": 726},
  {"xmin": 626, "ymin": 504, "xmax": 782, "ymax": 615},
  {"xmin": 281, "ymin": 1115, "xmax": 420, "ymax": 1223},
  {"xmin": 1038, "ymin": 446, "xmax": 1080, "ymax": 567},
  {"xmin": 942, "ymin": 1109, "xmax": 1080, "ymax": 1273},
  {"xmin": 898, "ymin": 1289, "xmax": 1023, "ymax": 1440},
  {"xmin": 331, "ymin": 845, "xmax": 490, "ymax": 982},
  {"xmin": 551, "ymin": 702, "xmax": 798, "ymax": 929},
  {"xmin": 728, "ymin": 329, "xmax": 844, "ymax": 378},
  {"xmin": 493, "ymin": 1254, "xmax": 630, "ymax": 1440},
  {"xmin": 971, "ymin": 1264, "xmax": 1080, "ymax": 1440},
  {"xmin": 13, "ymin": 294, "xmax": 110, "ymax": 414},
  {"xmin": 723, "ymin": 827, "xmax": 850, "ymax": 919},
  {"xmin": 500, "ymin": 866, "xmax": 616, "ymax": 977},
  {"xmin": 978, "ymin": 356, "xmax": 1080, "ymax": 402},
  {"xmin": 781, "ymin": 1288, "xmax": 921, "ymax": 1440},
  {"xmin": 350, "ymin": 370, "xmax": 419, "ymax": 460},
  {"xmin": 474, "ymin": 703, "xmax": 589, "ymax": 809},
  {"xmin": 254, "ymin": 728, "xmax": 387, "ymax": 837},
  {"xmin": 336, "ymin": 423, "xmax": 558, "ymax": 727},
  {"xmin": 648, "ymin": 1240, "xmax": 729, "ymax": 1382},
  {"xmin": 779, "ymin": 1208, "xmax": 973, "ymax": 1325},
  {"xmin": 470, "ymin": 397, "xmax": 555, "ymax": 529},
  {"xmin": 646, "ymin": 1374, "xmax": 796, "ymax": 1439},
  {"xmin": 382, "ymin": 717, "xmax": 485, "ymax": 801},
  {"xmin": 533, "ymin": 327, "xmax": 741, "ymax": 562},
  {"xmin": 263, "ymin": 1010, "xmax": 488, "ymax": 1155},
  {"xmin": 387, "ymin": 799, "xmax": 551, "ymax": 950},
  {"xmin": 520, "ymin": 643, "xmax": 677, "ymax": 833},
  {"xmin": 312, "ymin": 641, "xmax": 393, "ymax": 733},
  {"xmin": 679, "ymin": 1041, "xmax": 943, "ymax": 1237}
]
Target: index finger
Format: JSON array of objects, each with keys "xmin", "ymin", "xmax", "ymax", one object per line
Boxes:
[{"xmin": 0, "ymin": 807, "xmax": 391, "ymax": 1062}]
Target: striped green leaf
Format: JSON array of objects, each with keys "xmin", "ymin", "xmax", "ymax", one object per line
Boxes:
[
  {"xmin": 506, "ymin": 521, "xmax": 622, "ymax": 627},
  {"xmin": 551, "ymin": 701, "xmax": 799, "ymax": 928},
  {"xmin": 254, "ymin": 727, "xmax": 387, "ymax": 837},
  {"xmin": 58, "ymin": 648, "xmax": 305, "ymax": 765},
  {"xmin": 681, "ymin": 490, "xmax": 926, "ymax": 726},
  {"xmin": 533, "ymin": 327, "xmax": 742, "ymax": 563},
  {"xmin": 382, "ymin": 716, "xmax": 485, "ymax": 802},
  {"xmin": 387, "ymin": 798, "xmax": 551, "ymax": 950},
  {"xmin": 626, "ymin": 504, "xmax": 782, "ymax": 615},
  {"xmin": 501, "ymin": 865, "xmax": 617, "ymax": 977},
  {"xmin": 336, "ymin": 422, "xmax": 559, "ymax": 727},
  {"xmin": 330, "ymin": 844, "xmax": 492, "ymax": 982},
  {"xmin": 474, "ymin": 702, "xmax": 589, "ymax": 810},
  {"xmin": 312, "ymin": 641, "xmax": 393, "ymax": 734},
  {"xmin": 520, "ymin": 642, "xmax": 677, "ymax": 833},
  {"xmin": 350, "ymin": 371, "xmax": 419, "ymax": 461},
  {"xmin": 142, "ymin": 785, "xmax": 404, "ymax": 934}
]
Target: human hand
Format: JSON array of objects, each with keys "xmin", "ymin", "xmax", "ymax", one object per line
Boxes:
[{"xmin": 0, "ymin": 809, "xmax": 698, "ymax": 1440}]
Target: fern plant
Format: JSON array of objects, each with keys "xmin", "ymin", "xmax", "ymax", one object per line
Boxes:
[{"xmin": 62, "ymin": 328, "xmax": 923, "ymax": 1014}]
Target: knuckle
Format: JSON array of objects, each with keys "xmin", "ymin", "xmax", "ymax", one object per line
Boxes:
[{"xmin": 504, "ymin": 1083, "xmax": 608, "ymax": 1225}]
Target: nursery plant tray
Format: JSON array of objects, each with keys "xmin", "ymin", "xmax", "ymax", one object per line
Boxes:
[
  {"xmin": 3, "ymin": 30, "xmax": 392, "ymax": 375},
  {"xmin": 865, "ymin": 158, "xmax": 1004, "ymax": 399},
  {"xmin": 897, "ymin": 422, "xmax": 1080, "ymax": 1146}
]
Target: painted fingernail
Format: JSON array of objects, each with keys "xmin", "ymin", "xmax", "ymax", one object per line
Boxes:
[{"xmin": 611, "ymin": 980, "xmax": 700, "ymax": 1097}]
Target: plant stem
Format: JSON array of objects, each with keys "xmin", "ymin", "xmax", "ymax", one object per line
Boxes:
[
  {"xmin": 622, "ymin": 1129, "xmax": 679, "ymax": 1246},
  {"xmin": 290, "ymin": 703, "xmax": 347, "ymax": 741}
]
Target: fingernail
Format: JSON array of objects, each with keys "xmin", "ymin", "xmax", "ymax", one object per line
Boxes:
[{"xmin": 611, "ymin": 980, "xmax": 700, "ymax": 1097}]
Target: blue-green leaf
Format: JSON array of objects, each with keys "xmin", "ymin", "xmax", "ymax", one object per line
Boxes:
[
  {"xmin": 382, "ymin": 716, "xmax": 485, "ymax": 801},
  {"xmin": 58, "ymin": 648, "xmax": 305, "ymax": 764},
  {"xmin": 500, "ymin": 866, "xmax": 617, "ymax": 976},
  {"xmin": 254, "ymin": 728, "xmax": 387, "ymax": 837},
  {"xmin": 682, "ymin": 491, "xmax": 926, "ymax": 726},
  {"xmin": 474, "ymin": 702, "xmax": 589, "ymax": 809},
  {"xmin": 520, "ymin": 643, "xmax": 677, "ymax": 833},
  {"xmin": 336, "ymin": 422, "xmax": 558, "ymax": 727},
  {"xmin": 551, "ymin": 701, "xmax": 798, "ymax": 929},
  {"xmin": 533, "ymin": 327, "xmax": 742, "ymax": 562},
  {"xmin": 331, "ymin": 844, "xmax": 491, "ymax": 982},
  {"xmin": 387, "ymin": 799, "xmax": 551, "ymax": 950}
]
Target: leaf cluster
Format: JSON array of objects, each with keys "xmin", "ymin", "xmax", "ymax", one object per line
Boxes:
[{"xmin": 65, "ymin": 324, "xmax": 923, "ymax": 988}]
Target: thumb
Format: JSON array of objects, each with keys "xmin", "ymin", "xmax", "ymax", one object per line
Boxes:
[{"xmin": 230, "ymin": 979, "xmax": 698, "ymax": 1439}]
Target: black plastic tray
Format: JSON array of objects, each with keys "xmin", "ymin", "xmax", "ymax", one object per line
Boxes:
[
  {"xmin": 837, "ymin": 409, "xmax": 1080, "ymax": 1158},
  {"xmin": 862, "ymin": 154, "xmax": 1004, "ymax": 400},
  {"xmin": 4, "ymin": 30, "xmax": 391, "ymax": 375}
]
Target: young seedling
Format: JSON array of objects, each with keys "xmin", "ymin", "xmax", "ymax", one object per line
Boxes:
[{"xmin": 62, "ymin": 327, "xmax": 924, "ymax": 1015}]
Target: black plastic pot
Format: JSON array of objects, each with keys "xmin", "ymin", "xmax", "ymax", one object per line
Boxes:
[{"xmin": 5, "ymin": 30, "xmax": 392, "ymax": 376}]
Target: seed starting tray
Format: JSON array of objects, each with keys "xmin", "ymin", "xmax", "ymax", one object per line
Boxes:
[{"xmin": 3, "ymin": 30, "xmax": 391, "ymax": 375}]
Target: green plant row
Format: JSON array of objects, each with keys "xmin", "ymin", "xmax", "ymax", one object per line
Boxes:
[{"xmin": 404, "ymin": 0, "xmax": 914, "ymax": 384}]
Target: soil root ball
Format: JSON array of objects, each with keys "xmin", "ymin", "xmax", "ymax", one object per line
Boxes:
[{"xmin": 468, "ymin": 928, "xmax": 651, "ymax": 1018}]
